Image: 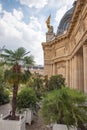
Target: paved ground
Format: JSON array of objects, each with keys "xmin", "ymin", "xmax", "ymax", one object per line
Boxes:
[
  {"xmin": 26, "ymin": 114, "xmax": 52, "ymax": 130},
  {"xmin": 0, "ymin": 103, "xmax": 11, "ymax": 116},
  {"xmin": 0, "ymin": 104, "xmax": 52, "ymax": 130}
]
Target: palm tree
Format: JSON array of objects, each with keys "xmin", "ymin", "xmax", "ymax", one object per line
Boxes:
[{"xmin": 0, "ymin": 47, "xmax": 34, "ymax": 119}]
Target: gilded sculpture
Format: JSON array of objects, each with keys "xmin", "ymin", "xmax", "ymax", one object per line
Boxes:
[{"xmin": 46, "ymin": 15, "xmax": 51, "ymax": 32}]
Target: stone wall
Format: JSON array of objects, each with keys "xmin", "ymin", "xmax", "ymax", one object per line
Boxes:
[{"xmin": 42, "ymin": 0, "xmax": 87, "ymax": 93}]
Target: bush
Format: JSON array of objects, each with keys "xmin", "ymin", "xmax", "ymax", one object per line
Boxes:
[
  {"xmin": 47, "ymin": 74, "xmax": 65, "ymax": 91},
  {"xmin": 17, "ymin": 87, "xmax": 37, "ymax": 110},
  {"xmin": 40, "ymin": 87, "xmax": 87, "ymax": 128},
  {"xmin": 0, "ymin": 87, "xmax": 10, "ymax": 105},
  {"xmin": 0, "ymin": 68, "xmax": 10, "ymax": 105},
  {"xmin": 29, "ymin": 73, "xmax": 44, "ymax": 100}
]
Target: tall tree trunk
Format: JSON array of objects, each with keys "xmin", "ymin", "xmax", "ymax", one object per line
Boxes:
[{"xmin": 12, "ymin": 83, "xmax": 18, "ymax": 119}]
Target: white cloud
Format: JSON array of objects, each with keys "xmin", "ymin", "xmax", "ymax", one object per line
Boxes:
[
  {"xmin": 48, "ymin": 0, "xmax": 75, "ymax": 9},
  {"xmin": 29, "ymin": 16, "xmax": 42, "ymax": 31},
  {"xmin": 0, "ymin": 4, "xmax": 2, "ymax": 13},
  {"xmin": 13, "ymin": 9, "xmax": 24, "ymax": 21},
  {"xmin": 0, "ymin": 8, "xmax": 45, "ymax": 65},
  {"xmin": 53, "ymin": 0, "xmax": 75, "ymax": 32},
  {"xmin": 19, "ymin": 0, "xmax": 48, "ymax": 9},
  {"xmin": 0, "ymin": 0, "xmax": 76, "ymax": 65},
  {"xmin": 55, "ymin": 6, "xmax": 67, "ymax": 26}
]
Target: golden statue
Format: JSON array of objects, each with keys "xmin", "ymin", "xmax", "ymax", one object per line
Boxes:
[{"xmin": 46, "ymin": 15, "xmax": 51, "ymax": 32}]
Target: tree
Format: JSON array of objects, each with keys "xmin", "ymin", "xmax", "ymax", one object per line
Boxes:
[
  {"xmin": 0, "ymin": 47, "xmax": 34, "ymax": 119},
  {"xmin": 47, "ymin": 74, "xmax": 65, "ymax": 91}
]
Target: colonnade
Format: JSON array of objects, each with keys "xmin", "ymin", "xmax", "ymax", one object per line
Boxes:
[
  {"xmin": 51, "ymin": 44, "xmax": 87, "ymax": 93},
  {"xmin": 66, "ymin": 44, "xmax": 87, "ymax": 93}
]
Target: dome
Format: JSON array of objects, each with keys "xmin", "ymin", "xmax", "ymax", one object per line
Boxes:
[{"xmin": 57, "ymin": 1, "xmax": 76, "ymax": 36}]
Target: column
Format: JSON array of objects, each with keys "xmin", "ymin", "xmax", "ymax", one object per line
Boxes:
[
  {"xmin": 70, "ymin": 59, "xmax": 72, "ymax": 88},
  {"xmin": 83, "ymin": 44, "xmax": 87, "ymax": 93},
  {"xmin": 52, "ymin": 63, "xmax": 57, "ymax": 75},
  {"xmin": 73, "ymin": 55, "xmax": 78, "ymax": 89},
  {"xmin": 72, "ymin": 57, "xmax": 74, "ymax": 88},
  {"xmin": 50, "ymin": 64, "xmax": 53, "ymax": 76},
  {"xmin": 65, "ymin": 60, "xmax": 69, "ymax": 86},
  {"xmin": 52, "ymin": 63, "xmax": 56, "ymax": 75},
  {"xmin": 77, "ymin": 52, "xmax": 84, "ymax": 91}
]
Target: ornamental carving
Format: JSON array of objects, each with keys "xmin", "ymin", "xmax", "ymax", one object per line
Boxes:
[{"xmin": 57, "ymin": 63, "xmax": 65, "ymax": 69}]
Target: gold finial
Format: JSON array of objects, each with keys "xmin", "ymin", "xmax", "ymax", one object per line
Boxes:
[{"xmin": 46, "ymin": 15, "xmax": 51, "ymax": 31}]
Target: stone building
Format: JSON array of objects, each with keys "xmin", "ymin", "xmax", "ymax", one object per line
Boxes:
[
  {"xmin": 22, "ymin": 65, "xmax": 44, "ymax": 75},
  {"xmin": 29, "ymin": 65, "xmax": 44, "ymax": 75},
  {"xmin": 42, "ymin": 0, "xmax": 87, "ymax": 93}
]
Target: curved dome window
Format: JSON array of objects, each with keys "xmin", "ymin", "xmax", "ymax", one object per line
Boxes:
[
  {"xmin": 63, "ymin": 18, "xmax": 70, "ymax": 30},
  {"xmin": 56, "ymin": 3, "xmax": 76, "ymax": 36}
]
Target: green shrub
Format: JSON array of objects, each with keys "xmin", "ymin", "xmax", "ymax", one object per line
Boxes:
[
  {"xmin": 17, "ymin": 87, "xmax": 37, "ymax": 110},
  {"xmin": 29, "ymin": 73, "xmax": 44, "ymax": 100},
  {"xmin": 0, "ymin": 87, "xmax": 9, "ymax": 105},
  {"xmin": 0, "ymin": 67, "xmax": 10, "ymax": 105},
  {"xmin": 40, "ymin": 87, "xmax": 87, "ymax": 128},
  {"xmin": 47, "ymin": 74, "xmax": 65, "ymax": 91}
]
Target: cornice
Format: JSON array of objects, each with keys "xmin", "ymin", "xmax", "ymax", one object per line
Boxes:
[
  {"xmin": 42, "ymin": 33, "xmax": 68, "ymax": 48},
  {"xmin": 51, "ymin": 30, "xmax": 87, "ymax": 63},
  {"xmin": 67, "ymin": 0, "xmax": 85, "ymax": 37}
]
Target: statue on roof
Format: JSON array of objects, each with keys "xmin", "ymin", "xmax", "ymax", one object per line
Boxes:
[
  {"xmin": 46, "ymin": 15, "xmax": 51, "ymax": 30},
  {"xmin": 46, "ymin": 15, "xmax": 53, "ymax": 33}
]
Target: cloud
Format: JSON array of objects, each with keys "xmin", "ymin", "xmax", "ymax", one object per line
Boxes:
[
  {"xmin": 48, "ymin": 0, "xmax": 75, "ymax": 9},
  {"xmin": 0, "ymin": 7, "xmax": 45, "ymax": 65},
  {"xmin": 19, "ymin": 0, "xmax": 48, "ymax": 9},
  {"xmin": 29, "ymin": 16, "xmax": 42, "ymax": 31},
  {"xmin": 0, "ymin": 0, "xmax": 76, "ymax": 65},
  {"xmin": 0, "ymin": 4, "xmax": 2, "ymax": 13},
  {"xmin": 53, "ymin": 0, "xmax": 75, "ymax": 32},
  {"xmin": 13, "ymin": 9, "xmax": 24, "ymax": 21},
  {"xmin": 55, "ymin": 6, "xmax": 67, "ymax": 27}
]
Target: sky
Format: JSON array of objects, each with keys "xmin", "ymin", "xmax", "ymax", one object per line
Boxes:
[{"xmin": 0, "ymin": 0, "xmax": 75, "ymax": 65}]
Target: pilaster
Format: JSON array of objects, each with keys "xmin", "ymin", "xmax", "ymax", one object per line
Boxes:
[
  {"xmin": 73, "ymin": 55, "xmax": 78, "ymax": 89},
  {"xmin": 83, "ymin": 44, "xmax": 87, "ymax": 93},
  {"xmin": 65, "ymin": 60, "xmax": 69, "ymax": 86}
]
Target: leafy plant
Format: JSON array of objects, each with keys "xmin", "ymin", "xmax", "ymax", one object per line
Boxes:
[
  {"xmin": 0, "ymin": 67, "xmax": 9, "ymax": 105},
  {"xmin": 47, "ymin": 75, "xmax": 65, "ymax": 91},
  {"xmin": 0, "ymin": 87, "xmax": 9, "ymax": 105},
  {"xmin": 29, "ymin": 73, "xmax": 44, "ymax": 99},
  {"xmin": 40, "ymin": 87, "xmax": 87, "ymax": 129},
  {"xmin": 17, "ymin": 87, "xmax": 37, "ymax": 111}
]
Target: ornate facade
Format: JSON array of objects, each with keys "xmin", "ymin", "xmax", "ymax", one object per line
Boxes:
[{"xmin": 42, "ymin": 0, "xmax": 87, "ymax": 93}]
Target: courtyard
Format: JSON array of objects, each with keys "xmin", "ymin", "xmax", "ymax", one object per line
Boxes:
[
  {"xmin": 0, "ymin": 0, "xmax": 87, "ymax": 130},
  {"xmin": 0, "ymin": 103, "xmax": 52, "ymax": 130}
]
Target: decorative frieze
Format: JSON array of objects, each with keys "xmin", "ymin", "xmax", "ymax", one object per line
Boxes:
[{"xmin": 57, "ymin": 62, "xmax": 65, "ymax": 69}]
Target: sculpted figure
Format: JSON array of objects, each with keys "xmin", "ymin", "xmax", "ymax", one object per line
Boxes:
[{"xmin": 46, "ymin": 15, "xmax": 51, "ymax": 32}]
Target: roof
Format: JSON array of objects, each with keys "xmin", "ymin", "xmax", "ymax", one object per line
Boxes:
[{"xmin": 57, "ymin": 1, "xmax": 77, "ymax": 36}]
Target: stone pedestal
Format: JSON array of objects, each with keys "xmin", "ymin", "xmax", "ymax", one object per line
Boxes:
[
  {"xmin": 46, "ymin": 32, "xmax": 55, "ymax": 42},
  {"xmin": 46, "ymin": 26, "xmax": 55, "ymax": 42}
]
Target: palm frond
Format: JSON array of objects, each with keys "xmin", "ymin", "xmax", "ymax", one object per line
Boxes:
[
  {"xmin": 23, "ymin": 55, "xmax": 34, "ymax": 66},
  {"xmin": 4, "ymin": 49, "xmax": 14, "ymax": 55},
  {"xmin": 23, "ymin": 51, "xmax": 30, "ymax": 56},
  {"xmin": 0, "ymin": 54, "xmax": 10, "ymax": 58},
  {"xmin": 0, "ymin": 47, "xmax": 35, "ymax": 67}
]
